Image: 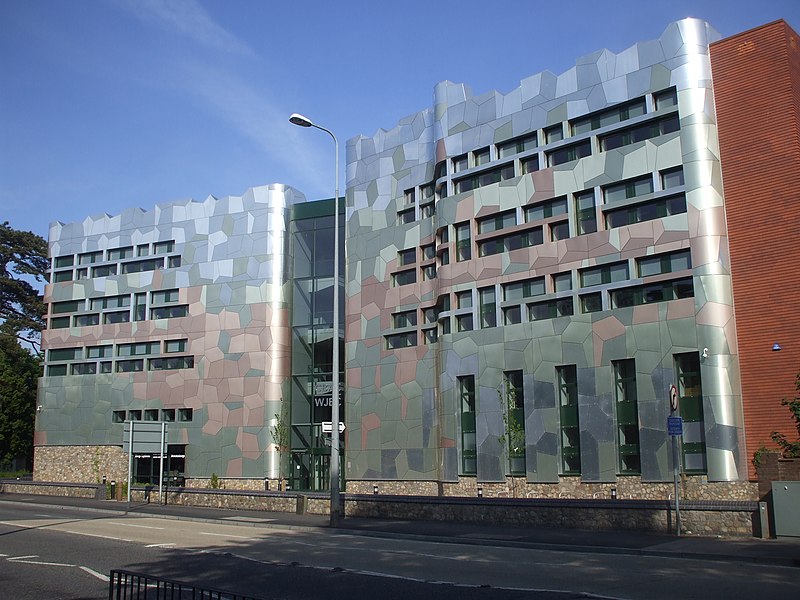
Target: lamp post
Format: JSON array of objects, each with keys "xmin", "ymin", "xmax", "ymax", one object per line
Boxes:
[{"xmin": 289, "ymin": 113, "xmax": 341, "ymax": 526}]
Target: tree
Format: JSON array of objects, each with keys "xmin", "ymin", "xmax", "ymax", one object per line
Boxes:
[
  {"xmin": 0, "ymin": 221, "xmax": 48, "ymax": 354},
  {"xmin": 771, "ymin": 372, "xmax": 800, "ymax": 458},
  {"xmin": 0, "ymin": 334, "xmax": 40, "ymax": 469}
]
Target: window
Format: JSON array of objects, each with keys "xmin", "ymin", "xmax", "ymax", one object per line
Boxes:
[
  {"xmin": 544, "ymin": 124, "xmax": 564, "ymax": 144},
  {"xmin": 434, "ymin": 160, "xmax": 447, "ymax": 180},
  {"xmin": 121, "ymin": 258, "xmax": 164, "ymax": 274},
  {"xmin": 74, "ymin": 314, "xmax": 99, "ymax": 327},
  {"xmin": 422, "ymin": 306, "xmax": 437, "ymax": 324},
  {"xmin": 452, "ymin": 154, "xmax": 468, "ymax": 173},
  {"xmin": 403, "ymin": 188, "xmax": 416, "ymax": 206},
  {"xmin": 547, "ymin": 140, "xmax": 591, "ymax": 166},
  {"xmin": 675, "ymin": 352, "xmax": 707, "ymax": 473},
  {"xmin": 117, "ymin": 342, "xmax": 159, "ymax": 357},
  {"xmin": 478, "ymin": 210, "xmax": 516, "ymax": 234},
  {"xmin": 524, "ymin": 197, "xmax": 567, "ymax": 222},
  {"xmin": 580, "ymin": 262, "xmax": 629, "ymax": 287},
  {"xmin": 654, "ymin": 87, "xmax": 678, "ymax": 110},
  {"xmin": 144, "ymin": 409, "xmax": 159, "ymax": 421},
  {"xmin": 151, "ymin": 289, "xmax": 179, "ymax": 304},
  {"xmin": 397, "ymin": 208, "xmax": 415, "ymax": 224},
  {"xmin": 456, "ymin": 314, "xmax": 474, "ymax": 332},
  {"xmin": 150, "ymin": 305, "xmax": 188, "ymax": 319},
  {"xmin": 161, "ymin": 409, "xmax": 176, "ymax": 422},
  {"xmin": 637, "ymin": 250, "xmax": 692, "ymax": 277},
  {"xmin": 52, "ymin": 300, "xmax": 83, "ymax": 314},
  {"xmin": 103, "ymin": 311, "xmax": 130, "ymax": 324},
  {"xmin": 128, "ymin": 410, "xmax": 142, "ymax": 421},
  {"xmin": 439, "ymin": 316, "xmax": 451, "ymax": 335},
  {"xmin": 478, "ymin": 227, "xmax": 543, "ymax": 257},
  {"xmin": 47, "ymin": 364, "xmax": 68, "ymax": 376},
  {"xmin": 54, "ymin": 255, "xmax": 74, "ymax": 268},
  {"xmin": 398, "ymin": 248, "xmax": 416, "ymax": 266},
  {"xmin": 473, "ymin": 147, "xmax": 490, "ymax": 166},
  {"xmin": 90, "ymin": 295, "xmax": 131, "ymax": 310},
  {"xmin": 86, "ymin": 345, "xmax": 112, "ymax": 359},
  {"xmin": 497, "ymin": 133, "xmax": 537, "ymax": 158},
  {"xmin": 503, "ymin": 370, "xmax": 526, "ymax": 474},
  {"xmin": 149, "ymin": 356, "xmax": 195, "ymax": 370},
  {"xmin": 661, "ymin": 167, "xmax": 684, "ymax": 189},
  {"xmin": 386, "ymin": 331, "xmax": 416, "ymax": 349},
  {"xmin": 53, "ymin": 270, "xmax": 72, "ymax": 283},
  {"xmin": 458, "ymin": 375, "xmax": 477, "ymax": 474},
  {"xmin": 614, "ymin": 359, "xmax": 640, "ymax": 474},
  {"xmin": 557, "ymin": 365, "xmax": 580, "ymax": 475},
  {"xmin": 423, "ymin": 328, "xmax": 438, "ymax": 345},
  {"xmin": 552, "ymin": 272, "xmax": 572, "ymax": 293},
  {"xmin": 100, "ymin": 362, "xmax": 112, "ymax": 373},
  {"xmin": 421, "ymin": 244, "xmax": 435, "ymax": 261},
  {"xmin": 503, "ymin": 277, "xmax": 545, "ymax": 301},
  {"xmin": 78, "ymin": 251, "xmax": 102, "ymax": 265},
  {"xmin": 107, "ymin": 247, "xmax": 133, "ymax": 261},
  {"xmin": 116, "ymin": 359, "xmax": 144, "ymax": 373},
  {"xmin": 479, "ymin": 287, "xmax": 497, "ymax": 328},
  {"xmin": 550, "ymin": 221, "xmax": 570, "ymax": 241},
  {"xmin": 420, "ymin": 184, "xmax": 434, "ymax": 202},
  {"xmin": 611, "ymin": 278, "xmax": 694, "ymax": 308},
  {"xmin": 421, "ymin": 200, "xmax": 435, "ymax": 219},
  {"xmin": 503, "ymin": 305, "xmax": 522, "ymax": 325},
  {"xmin": 455, "ymin": 223, "xmax": 471, "ymax": 261},
  {"xmin": 48, "ymin": 347, "xmax": 81, "ymax": 361},
  {"xmin": 454, "ymin": 164, "xmax": 515, "ymax": 194},
  {"xmin": 605, "ymin": 195, "xmax": 687, "ymax": 229},
  {"xmin": 571, "ymin": 99, "xmax": 646, "ymax": 135},
  {"xmin": 528, "ymin": 298, "xmax": 574, "ymax": 320},
  {"xmin": 167, "ymin": 256, "xmax": 182, "ymax": 269},
  {"xmin": 75, "ymin": 268, "xmax": 88, "ymax": 280},
  {"xmin": 112, "ymin": 411, "xmax": 126, "ymax": 423},
  {"xmin": 164, "ymin": 339, "xmax": 188, "ymax": 353},
  {"xmin": 580, "ymin": 293, "xmax": 603, "ymax": 313},
  {"xmin": 575, "ymin": 190, "xmax": 598, "ymax": 235},
  {"xmin": 600, "ymin": 115, "xmax": 680, "ymax": 151},
  {"xmin": 392, "ymin": 310, "xmax": 417, "ymax": 328},
  {"xmin": 456, "ymin": 290, "xmax": 472, "ymax": 309},
  {"xmin": 50, "ymin": 316, "xmax": 70, "ymax": 329},
  {"xmin": 603, "ymin": 175, "xmax": 654, "ymax": 203},
  {"xmin": 153, "ymin": 240, "xmax": 175, "ymax": 255},
  {"xmin": 134, "ymin": 293, "xmax": 147, "ymax": 321},
  {"xmin": 521, "ymin": 156, "xmax": 539, "ymax": 174},
  {"xmin": 91, "ymin": 264, "xmax": 117, "ymax": 278},
  {"xmin": 391, "ymin": 270, "xmax": 416, "ymax": 287}
]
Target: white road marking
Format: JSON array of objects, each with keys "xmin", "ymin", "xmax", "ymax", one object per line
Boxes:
[
  {"xmin": 106, "ymin": 521, "xmax": 165, "ymax": 530},
  {"xmin": 63, "ymin": 530, "xmax": 133, "ymax": 542},
  {"xmin": 80, "ymin": 566, "xmax": 109, "ymax": 581},
  {"xmin": 145, "ymin": 543, "xmax": 176, "ymax": 548},
  {"xmin": 8, "ymin": 559, "xmax": 75, "ymax": 567},
  {"xmin": 0, "ymin": 521, "xmax": 36, "ymax": 528},
  {"xmin": 198, "ymin": 531, "xmax": 252, "ymax": 540},
  {"xmin": 8, "ymin": 555, "xmax": 38, "ymax": 560}
]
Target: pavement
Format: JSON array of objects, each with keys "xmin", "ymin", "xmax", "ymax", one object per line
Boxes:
[{"xmin": 1, "ymin": 492, "xmax": 799, "ymax": 568}]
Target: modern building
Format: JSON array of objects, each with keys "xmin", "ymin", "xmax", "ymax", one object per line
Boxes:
[{"xmin": 35, "ymin": 18, "xmax": 798, "ymax": 500}]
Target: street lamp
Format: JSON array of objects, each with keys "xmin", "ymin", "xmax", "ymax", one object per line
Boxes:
[{"xmin": 289, "ymin": 112, "xmax": 341, "ymax": 526}]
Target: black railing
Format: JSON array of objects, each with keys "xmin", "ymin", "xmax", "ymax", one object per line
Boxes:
[{"xmin": 109, "ymin": 569, "xmax": 264, "ymax": 600}]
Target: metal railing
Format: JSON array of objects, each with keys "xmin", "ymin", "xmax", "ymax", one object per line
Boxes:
[{"xmin": 109, "ymin": 569, "xmax": 264, "ymax": 600}]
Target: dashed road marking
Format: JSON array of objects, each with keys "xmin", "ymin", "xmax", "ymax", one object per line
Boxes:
[{"xmin": 80, "ymin": 566, "xmax": 109, "ymax": 581}]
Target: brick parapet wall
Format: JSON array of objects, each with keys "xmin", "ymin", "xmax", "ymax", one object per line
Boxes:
[{"xmin": 757, "ymin": 453, "xmax": 800, "ymax": 499}]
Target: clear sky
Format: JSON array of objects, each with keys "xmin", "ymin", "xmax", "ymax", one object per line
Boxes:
[{"xmin": 1, "ymin": 0, "xmax": 797, "ymax": 240}]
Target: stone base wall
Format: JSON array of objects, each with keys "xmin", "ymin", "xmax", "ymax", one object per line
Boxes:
[
  {"xmin": 1, "ymin": 481, "xmax": 102, "ymax": 499},
  {"xmin": 34, "ymin": 446, "xmax": 128, "ymax": 484},
  {"xmin": 347, "ymin": 476, "xmax": 758, "ymax": 502}
]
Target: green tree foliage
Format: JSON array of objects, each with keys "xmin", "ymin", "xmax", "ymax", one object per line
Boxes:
[
  {"xmin": 0, "ymin": 334, "xmax": 40, "ymax": 468},
  {"xmin": 0, "ymin": 221, "xmax": 48, "ymax": 353},
  {"xmin": 771, "ymin": 372, "xmax": 800, "ymax": 458}
]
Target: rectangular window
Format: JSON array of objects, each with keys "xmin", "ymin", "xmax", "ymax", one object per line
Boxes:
[
  {"xmin": 605, "ymin": 195, "xmax": 687, "ymax": 229},
  {"xmin": 479, "ymin": 287, "xmax": 497, "ymax": 328},
  {"xmin": 503, "ymin": 305, "xmax": 521, "ymax": 325},
  {"xmin": 90, "ymin": 295, "xmax": 131, "ymax": 310},
  {"xmin": 455, "ymin": 223, "xmax": 471, "ymax": 261},
  {"xmin": 575, "ymin": 190, "xmax": 598, "ymax": 235},
  {"xmin": 497, "ymin": 133, "xmax": 537, "ymax": 158},
  {"xmin": 398, "ymin": 248, "xmax": 416, "ymax": 266},
  {"xmin": 78, "ymin": 251, "xmax": 102, "ymax": 265},
  {"xmin": 478, "ymin": 227, "xmax": 543, "ymax": 257},
  {"xmin": 167, "ymin": 256, "xmax": 182, "ymax": 269},
  {"xmin": 75, "ymin": 268, "xmax": 88, "ymax": 280},
  {"xmin": 654, "ymin": 87, "xmax": 678, "ymax": 110},
  {"xmin": 452, "ymin": 154, "xmax": 468, "ymax": 173},
  {"xmin": 121, "ymin": 258, "xmax": 164, "ymax": 274},
  {"xmin": 637, "ymin": 250, "xmax": 692, "ymax": 277},
  {"xmin": 128, "ymin": 410, "xmax": 142, "ymax": 421},
  {"xmin": 456, "ymin": 313, "xmax": 474, "ymax": 332},
  {"xmin": 54, "ymin": 255, "xmax": 74, "ymax": 268},
  {"xmin": 52, "ymin": 300, "xmax": 84, "ymax": 314},
  {"xmin": 161, "ymin": 409, "xmax": 176, "ymax": 422},
  {"xmin": 611, "ymin": 278, "xmax": 694, "ymax": 308},
  {"xmin": 116, "ymin": 359, "xmax": 144, "ymax": 373},
  {"xmin": 422, "ymin": 327, "xmax": 438, "ymax": 345},
  {"xmin": 53, "ymin": 270, "xmax": 73, "ymax": 283},
  {"xmin": 473, "ymin": 147, "xmax": 491, "ymax": 166},
  {"xmin": 117, "ymin": 342, "xmax": 159, "ymax": 357},
  {"xmin": 99, "ymin": 361, "xmax": 112, "ymax": 373},
  {"xmin": 544, "ymin": 124, "xmax": 564, "ymax": 144},
  {"xmin": 580, "ymin": 292, "xmax": 603, "ymax": 313},
  {"xmin": 521, "ymin": 156, "xmax": 539, "ymax": 174},
  {"xmin": 552, "ymin": 272, "xmax": 572, "ymax": 293},
  {"xmin": 48, "ymin": 347, "xmax": 81, "ymax": 361},
  {"xmin": 550, "ymin": 221, "xmax": 570, "ymax": 241},
  {"xmin": 547, "ymin": 140, "xmax": 591, "ymax": 166},
  {"xmin": 403, "ymin": 188, "xmax": 415, "ymax": 206},
  {"xmin": 580, "ymin": 262, "xmax": 629, "ymax": 287},
  {"xmin": 397, "ymin": 208, "xmax": 415, "ymax": 225},
  {"xmin": 503, "ymin": 277, "xmax": 545, "ymax": 301},
  {"xmin": 661, "ymin": 167, "xmax": 684, "ymax": 189},
  {"xmin": 456, "ymin": 290, "xmax": 472, "ymax": 309},
  {"xmin": 603, "ymin": 175, "xmax": 654, "ymax": 203},
  {"xmin": 50, "ymin": 316, "xmax": 70, "ymax": 329},
  {"xmin": 503, "ymin": 370, "xmax": 526, "ymax": 475},
  {"xmin": 164, "ymin": 339, "xmax": 188, "ymax": 353},
  {"xmin": 144, "ymin": 409, "xmax": 159, "ymax": 421},
  {"xmin": 149, "ymin": 356, "xmax": 195, "ymax": 370},
  {"xmin": 86, "ymin": 345, "xmax": 112, "ymax": 359},
  {"xmin": 153, "ymin": 240, "xmax": 175, "ymax": 255},
  {"xmin": 614, "ymin": 359, "xmax": 640, "ymax": 474},
  {"xmin": 454, "ymin": 164, "xmax": 514, "ymax": 194},
  {"xmin": 151, "ymin": 289, "xmax": 179, "ymax": 304},
  {"xmin": 137, "ymin": 244, "xmax": 150, "ymax": 257},
  {"xmin": 47, "ymin": 364, "xmax": 68, "ymax": 376},
  {"xmin": 524, "ymin": 197, "xmax": 568, "ymax": 223},
  {"xmin": 74, "ymin": 314, "xmax": 99, "ymax": 327},
  {"xmin": 675, "ymin": 352, "xmax": 706, "ymax": 473},
  {"xmin": 70, "ymin": 363, "xmax": 96, "ymax": 376},
  {"xmin": 392, "ymin": 310, "xmax": 417, "ymax": 328},
  {"xmin": 421, "ymin": 244, "xmax": 435, "ymax": 261},
  {"xmin": 150, "ymin": 305, "xmax": 188, "ymax": 319},
  {"xmin": 570, "ymin": 99, "xmax": 647, "ymax": 135},
  {"xmin": 600, "ymin": 114, "xmax": 680, "ymax": 151},
  {"xmin": 107, "ymin": 247, "xmax": 133, "ymax": 261},
  {"xmin": 458, "ymin": 375, "xmax": 477, "ymax": 475},
  {"xmin": 385, "ymin": 331, "xmax": 417, "ymax": 349},
  {"xmin": 557, "ymin": 365, "xmax": 580, "ymax": 475},
  {"xmin": 112, "ymin": 410, "xmax": 126, "ymax": 423},
  {"xmin": 391, "ymin": 269, "xmax": 416, "ymax": 287},
  {"xmin": 91, "ymin": 264, "xmax": 117, "ymax": 278},
  {"xmin": 528, "ymin": 298, "xmax": 574, "ymax": 320},
  {"xmin": 134, "ymin": 293, "xmax": 147, "ymax": 321},
  {"xmin": 478, "ymin": 210, "xmax": 516, "ymax": 234},
  {"xmin": 103, "ymin": 311, "xmax": 130, "ymax": 324}
]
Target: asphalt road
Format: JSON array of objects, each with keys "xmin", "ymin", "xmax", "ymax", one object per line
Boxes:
[{"xmin": 1, "ymin": 502, "xmax": 798, "ymax": 600}]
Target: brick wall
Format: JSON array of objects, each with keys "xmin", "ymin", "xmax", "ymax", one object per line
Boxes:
[{"xmin": 710, "ymin": 20, "xmax": 800, "ymax": 479}]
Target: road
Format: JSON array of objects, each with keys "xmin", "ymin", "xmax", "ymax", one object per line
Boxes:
[{"xmin": 0, "ymin": 502, "xmax": 797, "ymax": 599}]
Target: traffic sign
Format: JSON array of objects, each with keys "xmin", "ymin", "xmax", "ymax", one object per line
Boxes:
[
  {"xmin": 667, "ymin": 416, "xmax": 683, "ymax": 436},
  {"xmin": 669, "ymin": 384, "xmax": 679, "ymax": 412},
  {"xmin": 321, "ymin": 421, "xmax": 346, "ymax": 433}
]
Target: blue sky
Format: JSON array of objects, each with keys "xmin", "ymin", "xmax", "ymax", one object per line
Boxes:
[{"xmin": 1, "ymin": 0, "xmax": 797, "ymax": 240}]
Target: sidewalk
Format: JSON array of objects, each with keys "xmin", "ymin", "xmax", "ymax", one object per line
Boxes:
[{"xmin": 2, "ymin": 492, "xmax": 798, "ymax": 567}]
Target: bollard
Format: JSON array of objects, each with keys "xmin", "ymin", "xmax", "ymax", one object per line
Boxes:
[
  {"xmin": 296, "ymin": 494, "xmax": 308, "ymax": 514},
  {"xmin": 110, "ymin": 480, "xmax": 116, "ymax": 501}
]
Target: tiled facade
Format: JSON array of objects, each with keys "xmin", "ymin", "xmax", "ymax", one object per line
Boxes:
[{"xmin": 344, "ymin": 18, "xmax": 747, "ymax": 490}]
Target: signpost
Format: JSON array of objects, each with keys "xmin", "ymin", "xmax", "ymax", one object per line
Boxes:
[
  {"xmin": 667, "ymin": 384, "xmax": 682, "ymax": 536},
  {"xmin": 123, "ymin": 421, "xmax": 168, "ymax": 503},
  {"xmin": 321, "ymin": 421, "xmax": 346, "ymax": 434}
]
